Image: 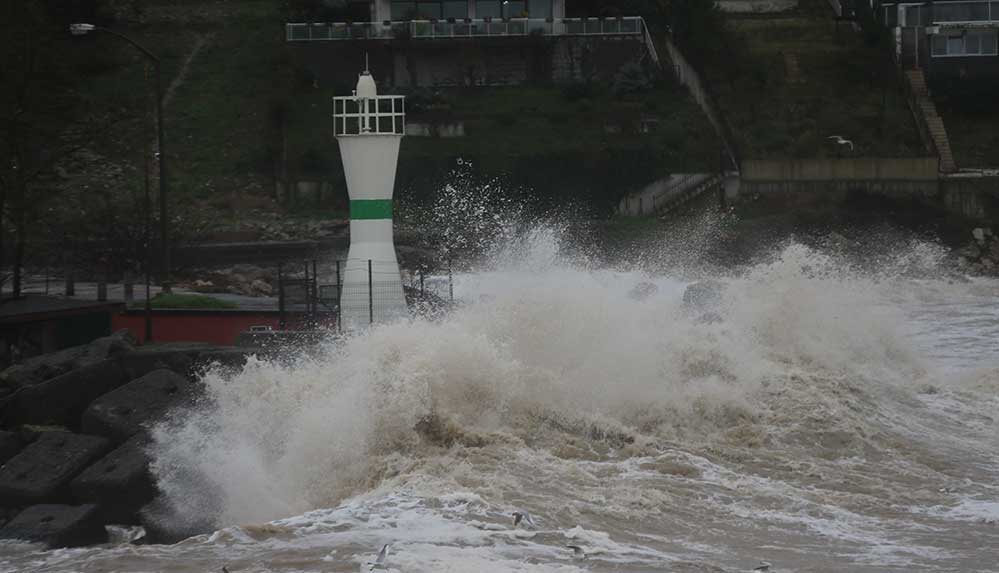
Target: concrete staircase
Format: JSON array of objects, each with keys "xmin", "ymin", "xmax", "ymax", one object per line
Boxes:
[
  {"xmin": 618, "ymin": 173, "xmax": 723, "ymax": 216},
  {"xmin": 655, "ymin": 174, "xmax": 723, "ymax": 215},
  {"xmin": 905, "ymin": 69, "xmax": 957, "ymax": 173}
]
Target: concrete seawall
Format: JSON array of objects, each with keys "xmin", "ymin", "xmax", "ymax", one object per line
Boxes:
[{"xmin": 734, "ymin": 158, "xmax": 999, "ymax": 221}]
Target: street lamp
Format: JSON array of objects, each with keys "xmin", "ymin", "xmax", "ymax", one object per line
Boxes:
[{"xmin": 70, "ymin": 23, "xmax": 170, "ymax": 287}]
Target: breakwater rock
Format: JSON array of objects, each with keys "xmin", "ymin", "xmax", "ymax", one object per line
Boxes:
[
  {"xmin": 0, "ymin": 333, "xmax": 253, "ymax": 548},
  {"xmin": 956, "ymin": 227, "xmax": 999, "ymax": 276}
]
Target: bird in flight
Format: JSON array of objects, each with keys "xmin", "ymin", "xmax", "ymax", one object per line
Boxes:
[
  {"xmin": 566, "ymin": 544, "xmax": 587, "ymax": 559},
  {"xmin": 827, "ymin": 135, "xmax": 854, "ymax": 151}
]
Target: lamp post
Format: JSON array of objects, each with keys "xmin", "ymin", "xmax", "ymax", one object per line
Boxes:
[{"xmin": 70, "ymin": 24, "xmax": 170, "ymax": 287}]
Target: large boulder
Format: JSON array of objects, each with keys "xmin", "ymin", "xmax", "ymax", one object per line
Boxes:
[
  {"xmin": 0, "ymin": 330, "xmax": 135, "ymax": 390},
  {"xmin": 6, "ymin": 359, "xmax": 128, "ymax": 429},
  {"xmin": 80, "ymin": 369, "xmax": 192, "ymax": 443},
  {"xmin": 0, "ymin": 431, "xmax": 24, "ymax": 465},
  {"xmin": 0, "ymin": 504, "xmax": 107, "ymax": 547},
  {"xmin": 0, "ymin": 432, "xmax": 110, "ymax": 506},
  {"xmin": 115, "ymin": 346, "xmax": 198, "ymax": 382},
  {"xmin": 71, "ymin": 434, "xmax": 155, "ymax": 524}
]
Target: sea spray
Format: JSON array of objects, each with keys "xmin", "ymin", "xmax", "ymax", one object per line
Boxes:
[{"xmin": 149, "ymin": 228, "xmax": 936, "ymax": 532}]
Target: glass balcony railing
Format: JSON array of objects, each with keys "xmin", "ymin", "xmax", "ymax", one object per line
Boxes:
[
  {"xmin": 286, "ymin": 17, "xmax": 646, "ymax": 42},
  {"xmin": 933, "ymin": 0, "xmax": 997, "ymax": 22},
  {"xmin": 881, "ymin": 1, "xmax": 998, "ymax": 27}
]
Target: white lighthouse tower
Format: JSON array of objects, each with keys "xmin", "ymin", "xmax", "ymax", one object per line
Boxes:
[{"xmin": 333, "ymin": 68, "xmax": 407, "ymax": 327}]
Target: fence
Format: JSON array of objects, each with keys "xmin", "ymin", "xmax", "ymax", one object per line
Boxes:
[
  {"xmin": 660, "ymin": 33, "xmax": 740, "ymax": 172},
  {"xmin": 286, "ymin": 17, "xmax": 645, "ymax": 42},
  {"xmin": 278, "ymin": 259, "xmax": 453, "ymax": 331}
]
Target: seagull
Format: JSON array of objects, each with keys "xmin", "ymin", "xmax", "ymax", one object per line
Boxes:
[
  {"xmin": 512, "ymin": 511, "xmax": 536, "ymax": 528},
  {"xmin": 753, "ymin": 561, "xmax": 773, "ymax": 572},
  {"xmin": 222, "ymin": 567, "xmax": 230, "ymax": 573},
  {"xmin": 367, "ymin": 544, "xmax": 389, "ymax": 570},
  {"xmin": 826, "ymin": 135, "xmax": 854, "ymax": 151},
  {"xmin": 566, "ymin": 545, "xmax": 587, "ymax": 559}
]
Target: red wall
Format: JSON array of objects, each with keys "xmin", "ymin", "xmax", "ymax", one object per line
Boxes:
[{"xmin": 113, "ymin": 313, "xmax": 283, "ymax": 346}]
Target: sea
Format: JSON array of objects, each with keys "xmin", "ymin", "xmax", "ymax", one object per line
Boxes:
[{"xmin": 1, "ymin": 215, "xmax": 997, "ymax": 572}]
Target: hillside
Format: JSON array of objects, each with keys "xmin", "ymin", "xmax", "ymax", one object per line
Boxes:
[
  {"xmin": 50, "ymin": 0, "xmax": 722, "ymax": 232},
  {"xmin": 699, "ymin": 0, "xmax": 924, "ymax": 159}
]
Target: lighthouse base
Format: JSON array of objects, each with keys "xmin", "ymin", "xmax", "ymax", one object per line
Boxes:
[{"xmin": 339, "ymin": 250, "xmax": 407, "ymax": 329}]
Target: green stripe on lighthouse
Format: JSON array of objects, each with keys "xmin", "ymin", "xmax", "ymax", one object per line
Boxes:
[{"xmin": 350, "ymin": 199, "xmax": 393, "ymax": 220}]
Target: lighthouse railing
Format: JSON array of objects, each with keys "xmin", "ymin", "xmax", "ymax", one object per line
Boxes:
[{"xmin": 333, "ymin": 95, "xmax": 406, "ymax": 137}]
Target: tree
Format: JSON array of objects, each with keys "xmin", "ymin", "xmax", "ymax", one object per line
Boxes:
[{"xmin": 0, "ymin": 0, "xmax": 125, "ymax": 295}]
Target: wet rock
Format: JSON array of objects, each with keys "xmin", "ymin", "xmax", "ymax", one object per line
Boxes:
[
  {"xmin": 0, "ymin": 330, "xmax": 135, "ymax": 390},
  {"xmin": 116, "ymin": 347, "xmax": 197, "ymax": 381},
  {"xmin": 71, "ymin": 434, "xmax": 154, "ymax": 524},
  {"xmin": 0, "ymin": 432, "xmax": 110, "ymax": 505},
  {"xmin": 0, "ymin": 431, "xmax": 25, "ymax": 465},
  {"xmin": 194, "ymin": 348, "xmax": 252, "ymax": 374},
  {"xmin": 250, "ymin": 279, "xmax": 273, "ymax": 296},
  {"xmin": 682, "ymin": 280, "xmax": 724, "ymax": 312},
  {"xmin": 139, "ymin": 499, "xmax": 216, "ymax": 544},
  {"xmin": 0, "ymin": 504, "xmax": 107, "ymax": 547},
  {"xmin": 8, "ymin": 359, "xmax": 128, "ymax": 428},
  {"xmin": 628, "ymin": 281, "xmax": 658, "ymax": 301},
  {"xmin": 80, "ymin": 369, "xmax": 191, "ymax": 443}
]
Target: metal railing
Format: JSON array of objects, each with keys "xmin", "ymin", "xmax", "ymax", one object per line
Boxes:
[
  {"xmin": 286, "ymin": 16, "xmax": 645, "ymax": 41},
  {"xmin": 333, "ymin": 95, "xmax": 405, "ymax": 136},
  {"xmin": 881, "ymin": 1, "xmax": 999, "ymax": 26},
  {"xmin": 278, "ymin": 259, "xmax": 454, "ymax": 331}
]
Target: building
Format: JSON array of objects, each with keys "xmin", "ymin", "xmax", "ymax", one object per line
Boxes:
[
  {"xmin": 285, "ymin": 0, "xmax": 659, "ymax": 87},
  {"xmin": 879, "ymin": 0, "xmax": 999, "ymax": 82}
]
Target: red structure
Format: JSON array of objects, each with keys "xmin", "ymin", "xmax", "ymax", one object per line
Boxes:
[{"xmin": 112, "ymin": 310, "xmax": 319, "ymax": 346}]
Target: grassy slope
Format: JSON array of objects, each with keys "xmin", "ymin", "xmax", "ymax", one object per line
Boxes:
[
  {"xmin": 704, "ymin": 0, "xmax": 924, "ymax": 159},
  {"xmin": 936, "ymin": 102, "xmax": 999, "ymax": 168}
]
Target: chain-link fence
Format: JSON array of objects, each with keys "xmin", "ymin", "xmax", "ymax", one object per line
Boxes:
[{"xmin": 279, "ymin": 259, "xmax": 454, "ymax": 331}]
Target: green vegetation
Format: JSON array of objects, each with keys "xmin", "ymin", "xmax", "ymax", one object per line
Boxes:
[
  {"xmin": 936, "ymin": 99, "xmax": 999, "ymax": 168},
  {"xmin": 696, "ymin": 0, "xmax": 924, "ymax": 159},
  {"xmin": 145, "ymin": 293, "xmax": 237, "ymax": 309}
]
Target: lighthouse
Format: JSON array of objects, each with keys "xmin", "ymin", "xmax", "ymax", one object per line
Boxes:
[{"xmin": 333, "ymin": 68, "xmax": 407, "ymax": 327}]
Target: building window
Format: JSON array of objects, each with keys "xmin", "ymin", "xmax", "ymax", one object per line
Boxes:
[
  {"xmin": 476, "ymin": 0, "xmax": 501, "ymax": 18},
  {"xmin": 933, "ymin": 2, "xmax": 990, "ymax": 22},
  {"xmin": 931, "ymin": 30, "xmax": 999, "ymax": 56},
  {"xmin": 528, "ymin": 0, "xmax": 552, "ymax": 18},
  {"xmin": 392, "ymin": 1, "xmax": 416, "ymax": 19},
  {"xmin": 504, "ymin": 1, "xmax": 526, "ymax": 17},
  {"xmin": 443, "ymin": 1, "xmax": 468, "ymax": 19}
]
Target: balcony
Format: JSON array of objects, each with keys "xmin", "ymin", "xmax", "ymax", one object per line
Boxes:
[
  {"xmin": 286, "ymin": 16, "xmax": 646, "ymax": 42},
  {"xmin": 933, "ymin": 0, "xmax": 998, "ymax": 24},
  {"xmin": 882, "ymin": 1, "xmax": 999, "ymax": 27}
]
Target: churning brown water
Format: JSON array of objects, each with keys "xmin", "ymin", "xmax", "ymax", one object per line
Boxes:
[{"xmin": 1, "ymin": 231, "xmax": 997, "ymax": 573}]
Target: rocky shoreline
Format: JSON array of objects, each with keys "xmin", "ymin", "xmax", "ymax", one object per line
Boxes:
[
  {"xmin": 0, "ymin": 332, "xmax": 250, "ymax": 548},
  {"xmin": 955, "ymin": 227, "xmax": 999, "ymax": 276}
]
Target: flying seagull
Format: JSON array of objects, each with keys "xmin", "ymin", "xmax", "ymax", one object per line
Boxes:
[
  {"xmin": 753, "ymin": 561, "xmax": 773, "ymax": 572},
  {"xmin": 566, "ymin": 545, "xmax": 587, "ymax": 559},
  {"xmin": 367, "ymin": 544, "xmax": 389, "ymax": 571},
  {"xmin": 827, "ymin": 135, "xmax": 854, "ymax": 151},
  {"xmin": 512, "ymin": 511, "xmax": 536, "ymax": 528}
]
